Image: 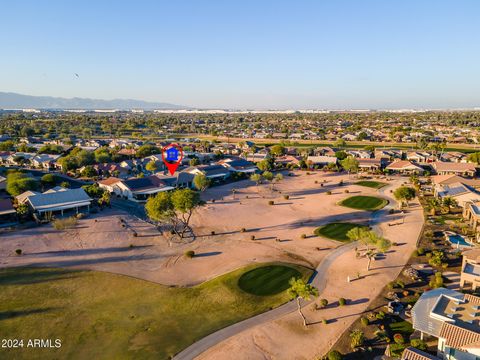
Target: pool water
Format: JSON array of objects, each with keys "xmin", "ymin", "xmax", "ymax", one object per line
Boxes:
[{"xmin": 448, "ymin": 234, "xmax": 472, "ymax": 247}]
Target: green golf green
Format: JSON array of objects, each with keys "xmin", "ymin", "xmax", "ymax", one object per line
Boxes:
[
  {"xmin": 314, "ymin": 222, "xmax": 368, "ymax": 242},
  {"xmin": 355, "ymin": 180, "xmax": 386, "ymax": 189},
  {"xmin": 340, "ymin": 195, "xmax": 388, "ymax": 211},
  {"xmin": 238, "ymin": 265, "xmax": 302, "ymax": 296}
]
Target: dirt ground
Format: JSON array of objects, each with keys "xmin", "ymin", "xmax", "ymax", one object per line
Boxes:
[
  {"xmin": 196, "ymin": 176, "xmax": 424, "ymax": 360},
  {"xmin": 1, "ymin": 171, "xmax": 393, "ymax": 286}
]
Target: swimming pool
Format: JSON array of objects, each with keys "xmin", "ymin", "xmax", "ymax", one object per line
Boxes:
[{"xmin": 447, "ymin": 234, "xmax": 472, "ymax": 248}]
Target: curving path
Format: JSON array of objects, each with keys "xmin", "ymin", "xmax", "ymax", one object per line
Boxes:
[
  {"xmin": 173, "ymin": 241, "xmax": 359, "ymax": 360},
  {"xmin": 174, "ymin": 179, "xmax": 398, "ymax": 360}
]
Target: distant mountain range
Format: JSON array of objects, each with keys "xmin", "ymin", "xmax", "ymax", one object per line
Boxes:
[{"xmin": 0, "ymin": 92, "xmax": 187, "ymax": 110}]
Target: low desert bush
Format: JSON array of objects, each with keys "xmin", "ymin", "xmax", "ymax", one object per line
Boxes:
[
  {"xmin": 184, "ymin": 250, "xmax": 195, "ymax": 258},
  {"xmin": 52, "ymin": 217, "xmax": 78, "ymax": 230}
]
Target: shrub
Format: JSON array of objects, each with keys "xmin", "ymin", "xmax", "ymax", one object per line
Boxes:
[
  {"xmin": 326, "ymin": 190, "xmax": 332, "ymax": 195},
  {"xmin": 52, "ymin": 217, "xmax": 78, "ymax": 230},
  {"xmin": 320, "ymin": 298, "xmax": 329, "ymax": 307},
  {"xmin": 15, "ymin": 248, "xmax": 22, "ymax": 255},
  {"xmin": 268, "ymin": 200, "xmax": 274, "ymax": 205},
  {"xmin": 184, "ymin": 250, "xmax": 195, "ymax": 258},
  {"xmin": 241, "ymin": 228, "xmax": 246, "ymax": 232},
  {"xmin": 211, "ymin": 231, "xmax": 216, "ymax": 235},
  {"xmin": 392, "ymin": 241, "xmax": 398, "ymax": 246},
  {"xmin": 389, "ymin": 208, "xmax": 395, "ymax": 214},
  {"xmin": 387, "ymin": 281, "xmax": 396, "ymax": 290},
  {"xmin": 300, "ymin": 234, "xmax": 307, "ymax": 239},
  {"xmin": 339, "ymin": 297, "xmax": 346, "ymax": 306},
  {"xmin": 322, "ymin": 318, "xmax": 328, "ymax": 325},
  {"xmin": 393, "ymin": 333, "xmax": 404, "ymax": 345},
  {"xmin": 315, "ymin": 180, "xmax": 318, "ymax": 184},
  {"xmin": 250, "ymin": 235, "xmax": 256, "ymax": 240},
  {"xmin": 327, "ymin": 350, "xmax": 343, "ymax": 360},
  {"xmin": 132, "ymin": 231, "xmax": 138, "ymax": 237},
  {"xmin": 283, "ymin": 195, "xmax": 290, "ymax": 200},
  {"xmin": 376, "ymin": 311, "xmax": 385, "ymax": 320},
  {"xmin": 360, "ymin": 317, "xmax": 369, "ymax": 326},
  {"xmin": 396, "ymin": 280, "xmax": 405, "ymax": 288},
  {"xmin": 344, "ymin": 189, "xmax": 349, "ymax": 193},
  {"xmin": 350, "ymin": 329, "xmax": 364, "ymax": 349},
  {"xmin": 129, "ymin": 244, "xmax": 135, "ymax": 248},
  {"xmin": 417, "ymin": 247, "xmax": 425, "ymax": 256},
  {"xmin": 76, "ymin": 213, "xmax": 85, "ymax": 219},
  {"xmin": 410, "ymin": 339, "xmax": 427, "ymax": 351}
]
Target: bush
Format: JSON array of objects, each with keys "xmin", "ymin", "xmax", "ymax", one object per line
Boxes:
[
  {"xmin": 300, "ymin": 234, "xmax": 307, "ymax": 239},
  {"xmin": 417, "ymin": 247, "xmax": 425, "ymax": 255},
  {"xmin": 393, "ymin": 333, "xmax": 404, "ymax": 345},
  {"xmin": 396, "ymin": 280, "xmax": 405, "ymax": 289},
  {"xmin": 268, "ymin": 200, "xmax": 274, "ymax": 205},
  {"xmin": 339, "ymin": 298, "xmax": 346, "ymax": 306},
  {"xmin": 410, "ymin": 339, "xmax": 427, "ymax": 351},
  {"xmin": 327, "ymin": 350, "xmax": 343, "ymax": 360},
  {"xmin": 241, "ymin": 228, "xmax": 246, "ymax": 232},
  {"xmin": 389, "ymin": 208, "xmax": 395, "ymax": 214},
  {"xmin": 52, "ymin": 217, "xmax": 78, "ymax": 230},
  {"xmin": 129, "ymin": 244, "xmax": 135, "ymax": 248},
  {"xmin": 376, "ymin": 311, "xmax": 385, "ymax": 320},
  {"xmin": 392, "ymin": 241, "xmax": 398, "ymax": 246},
  {"xmin": 132, "ymin": 231, "xmax": 138, "ymax": 237},
  {"xmin": 211, "ymin": 231, "xmax": 216, "ymax": 235},
  {"xmin": 15, "ymin": 248, "xmax": 22, "ymax": 255},
  {"xmin": 250, "ymin": 235, "xmax": 256, "ymax": 240},
  {"xmin": 322, "ymin": 318, "xmax": 328, "ymax": 325},
  {"xmin": 326, "ymin": 190, "xmax": 332, "ymax": 195},
  {"xmin": 320, "ymin": 298, "xmax": 329, "ymax": 307},
  {"xmin": 360, "ymin": 317, "xmax": 369, "ymax": 326},
  {"xmin": 283, "ymin": 195, "xmax": 290, "ymax": 200},
  {"xmin": 76, "ymin": 213, "xmax": 85, "ymax": 219},
  {"xmin": 184, "ymin": 250, "xmax": 195, "ymax": 258},
  {"xmin": 344, "ymin": 189, "xmax": 349, "ymax": 193}
]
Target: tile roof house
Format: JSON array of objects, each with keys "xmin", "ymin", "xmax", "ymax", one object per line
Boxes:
[
  {"xmin": 434, "ymin": 182, "xmax": 480, "ymax": 208},
  {"xmin": 432, "ymin": 161, "xmax": 477, "ymax": 177},
  {"xmin": 386, "ymin": 160, "xmax": 425, "ymax": 174},
  {"xmin": 306, "ymin": 156, "xmax": 338, "ymax": 167},
  {"xmin": 115, "ymin": 175, "xmax": 175, "ymax": 202},
  {"xmin": 432, "ymin": 174, "xmax": 480, "ymax": 189},
  {"xmin": 411, "ymin": 288, "xmax": 480, "ymax": 359},
  {"xmin": 401, "ymin": 347, "xmax": 440, "ymax": 360},
  {"xmin": 460, "ymin": 249, "xmax": 480, "ymax": 292}
]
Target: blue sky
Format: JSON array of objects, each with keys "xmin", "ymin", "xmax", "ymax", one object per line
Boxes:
[{"xmin": 1, "ymin": 0, "xmax": 480, "ymax": 109}]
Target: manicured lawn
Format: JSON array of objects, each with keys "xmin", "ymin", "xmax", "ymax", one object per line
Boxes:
[
  {"xmin": 314, "ymin": 222, "xmax": 368, "ymax": 242},
  {"xmin": 238, "ymin": 265, "xmax": 302, "ymax": 296},
  {"xmin": 340, "ymin": 195, "xmax": 388, "ymax": 211},
  {"xmin": 0, "ymin": 264, "xmax": 312, "ymax": 360},
  {"xmin": 355, "ymin": 180, "xmax": 386, "ymax": 189}
]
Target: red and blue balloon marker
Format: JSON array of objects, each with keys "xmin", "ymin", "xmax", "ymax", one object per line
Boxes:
[{"xmin": 162, "ymin": 143, "xmax": 184, "ymax": 175}]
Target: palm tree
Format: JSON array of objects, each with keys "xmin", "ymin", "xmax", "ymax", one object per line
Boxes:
[
  {"xmin": 287, "ymin": 278, "xmax": 319, "ymax": 327},
  {"xmin": 426, "ymin": 197, "xmax": 441, "ymax": 215},
  {"xmin": 442, "ymin": 197, "xmax": 457, "ymax": 214}
]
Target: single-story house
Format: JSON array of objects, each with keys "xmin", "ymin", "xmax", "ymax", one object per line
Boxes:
[
  {"xmin": 400, "ymin": 347, "xmax": 440, "ymax": 360},
  {"xmin": 185, "ymin": 165, "xmax": 230, "ymax": 181},
  {"xmin": 115, "ymin": 175, "xmax": 175, "ymax": 202},
  {"xmin": 24, "ymin": 187, "xmax": 93, "ymax": 219},
  {"xmin": 31, "ymin": 154, "xmax": 61, "ymax": 169},
  {"xmin": 218, "ymin": 158, "xmax": 257, "ymax": 173},
  {"xmin": 432, "ymin": 161, "xmax": 477, "ymax": 177},
  {"xmin": 97, "ymin": 177, "xmax": 122, "ymax": 194},
  {"xmin": 306, "ymin": 156, "xmax": 337, "ymax": 167},
  {"xmin": 407, "ymin": 151, "xmax": 434, "ymax": 163},
  {"xmin": 434, "ymin": 182, "xmax": 480, "ymax": 208},
  {"xmin": 0, "ymin": 199, "xmax": 17, "ymax": 226},
  {"xmin": 274, "ymin": 155, "xmax": 302, "ymax": 167},
  {"xmin": 386, "ymin": 160, "xmax": 424, "ymax": 175},
  {"xmin": 358, "ymin": 158, "xmax": 385, "ymax": 172}
]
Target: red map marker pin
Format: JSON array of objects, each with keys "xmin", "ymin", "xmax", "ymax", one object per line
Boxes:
[{"xmin": 161, "ymin": 143, "xmax": 184, "ymax": 175}]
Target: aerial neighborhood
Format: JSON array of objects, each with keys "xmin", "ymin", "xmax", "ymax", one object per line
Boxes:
[{"xmin": 0, "ymin": 109, "xmax": 480, "ymax": 360}]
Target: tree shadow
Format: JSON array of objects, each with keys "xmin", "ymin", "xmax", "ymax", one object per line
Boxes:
[
  {"xmin": 0, "ymin": 307, "xmax": 59, "ymax": 320},
  {"xmin": 194, "ymin": 251, "xmax": 222, "ymax": 257}
]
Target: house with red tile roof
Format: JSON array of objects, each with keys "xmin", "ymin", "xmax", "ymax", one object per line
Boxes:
[{"xmin": 386, "ymin": 160, "xmax": 424, "ymax": 175}]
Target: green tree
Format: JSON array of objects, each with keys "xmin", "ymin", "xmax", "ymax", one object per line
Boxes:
[
  {"xmin": 193, "ymin": 173, "xmax": 210, "ymax": 192},
  {"xmin": 340, "ymin": 156, "xmax": 359, "ymax": 175},
  {"xmin": 334, "ymin": 138, "xmax": 346, "ymax": 148},
  {"xmin": 393, "ymin": 186, "xmax": 416, "ymax": 208},
  {"xmin": 250, "ymin": 173, "xmax": 262, "ymax": 189},
  {"xmin": 350, "ymin": 329, "xmax": 364, "ymax": 349},
  {"xmin": 136, "ymin": 144, "xmax": 160, "ymax": 158},
  {"xmin": 257, "ymin": 159, "xmax": 273, "ymax": 172},
  {"xmin": 467, "ymin": 152, "xmax": 480, "ymax": 164},
  {"xmin": 41, "ymin": 173, "xmax": 56, "ymax": 186},
  {"xmin": 146, "ymin": 189, "xmax": 203, "ymax": 239},
  {"xmin": 287, "ymin": 278, "xmax": 319, "ymax": 327},
  {"xmin": 442, "ymin": 196, "xmax": 458, "ymax": 213},
  {"xmin": 6, "ymin": 172, "xmax": 39, "ymax": 196},
  {"xmin": 270, "ymin": 144, "xmax": 285, "ymax": 157},
  {"xmin": 81, "ymin": 165, "xmax": 98, "ymax": 178},
  {"xmin": 189, "ymin": 157, "xmax": 200, "ymax": 166}
]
